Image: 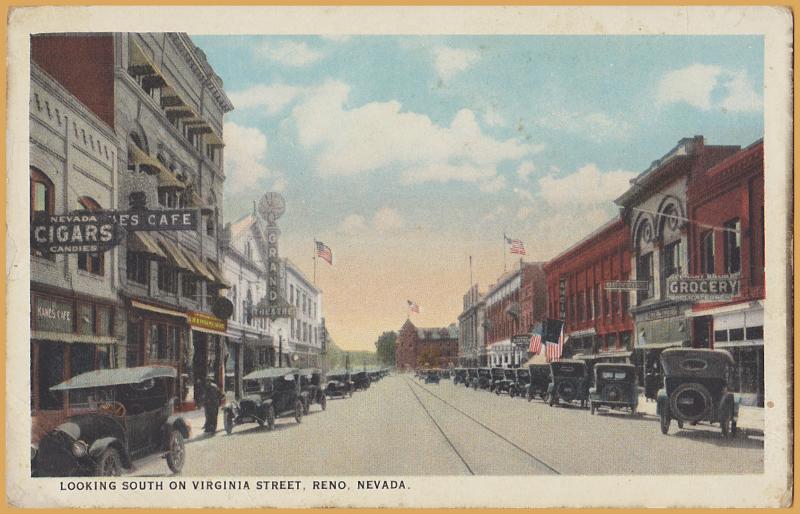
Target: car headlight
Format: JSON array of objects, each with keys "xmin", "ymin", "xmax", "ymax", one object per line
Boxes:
[{"xmin": 71, "ymin": 440, "xmax": 88, "ymax": 458}]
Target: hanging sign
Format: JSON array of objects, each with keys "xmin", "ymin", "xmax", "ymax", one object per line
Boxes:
[
  {"xmin": 604, "ymin": 280, "xmax": 650, "ymax": 291},
  {"xmin": 31, "ymin": 212, "xmax": 123, "ymax": 254},
  {"xmin": 253, "ymin": 192, "xmax": 294, "ymax": 320},
  {"xmin": 666, "ymin": 275, "xmax": 740, "ymax": 302},
  {"xmin": 112, "ymin": 209, "xmax": 198, "ymax": 231}
]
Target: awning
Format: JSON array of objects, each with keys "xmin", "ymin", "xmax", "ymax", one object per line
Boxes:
[
  {"xmin": 594, "ymin": 350, "xmax": 633, "ymax": 359},
  {"xmin": 128, "ymin": 144, "xmax": 165, "ymax": 175},
  {"xmin": 635, "ymin": 341, "xmax": 685, "ymax": 350},
  {"xmin": 189, "ymin": 189, "xmax": 213, "ymax": 213},
  {"xmin": 128, "ymin": 42, "xmax": 161, "ymax": 77},
  {"xmin": 127, "ymin": 232, "xmax": 166, "ymax": 259},
  {"xmin": 32, "ymin": 331, "xmax": 117, "ymax": 345},
  {"xmin": 205, "ymin": 259, "xmax": 231, "ymax": 288},
  {"xmin": 191, "ymin": 324, "xmax": 228, "ymax": 337},
  {"xmin": 157, "ymin": 169, "xmax": 185, "ymax": 189},
  {"xmin": 568, "ymin": 328, "xmax": 597, "ymax": 338},
  {"xmin": 181, "ymin": 249, "xmax": 216, "ymax": 282},
  {"xmin": 157, "ymin": 236, "xmax": 196, "ymax": 273},
  {"xmin": 686, "ymin": 300, "xmax": 764, "ymax": 318},
  {"xmin": 130, "ymin": 299, "xmax": 188, "ymax": 319},
  {"xmin": 715, "ymin": 340, "xmax": 764, "ymax": 349}
]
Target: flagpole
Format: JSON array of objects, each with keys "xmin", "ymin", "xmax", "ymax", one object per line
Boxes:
[
  {"xmin": 313, "ymin": 238, "xmax": 317, "ymax": 286},
  {"xmin": 502, "ymin": 232, "xmax": 507, "ymax": 272},
  {"xmin": 469, "ymin": 255, "xmax": 473, "ymax": 287}
]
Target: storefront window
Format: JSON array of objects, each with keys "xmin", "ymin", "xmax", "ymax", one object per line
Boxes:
[
  {"xmin": 34, "ymin": 296, "xmax": 73, "ymax": 333},
  {"xmin": 97, "ymin": 305, "xmax": 112, "ymax": 336},
  {"xmin": 77, "ymin": 303, "xmax": 94, "ymax": 335},
  {"xmin": 714, "ymin": 330, "xmax": 728, "ymax": 342},
  {"xmin": 724, "ymin": 219, "xmax": 742, "ymax": 274},
  {"xmin": 746, "ymin": 325, "xmax": 764, "ymax": 340},
  {"xmin": 97, "ymin": 345, "xmax": 112, "ymax": 369},
  {"xmin": 70, "ymin": 343, "xmax": 95, "ymax": 378},
  {"xmin": 729, "ymin": 328, "xmax": 744, "ymax": 341},
  {"xmin": 38, "ymin": 342, "xmax": 64, "ymax": 410},
  {"xmin": 127, "ymin": 320, "xmax": 142, "ymax": 367}
]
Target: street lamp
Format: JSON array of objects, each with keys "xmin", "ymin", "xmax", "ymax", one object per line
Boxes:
[{"xmin": 277, "ymin": 328, "xmax": 283, "ymax": 368}]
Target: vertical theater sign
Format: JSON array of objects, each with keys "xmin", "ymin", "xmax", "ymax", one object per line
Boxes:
[{"xmin": 253, "ymin": 192, "xmax": 297, "ymax": 320}]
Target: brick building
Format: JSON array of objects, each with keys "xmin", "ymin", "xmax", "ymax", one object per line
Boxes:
[
  {"xmin": 544, "ymin": 217, "xmax": 634, "ymax": 363},
  {"xmin": 396, "ymin": 319, "xmax": 459, "ymax": 370},
  {"xmin": 457, "ymin": 285, "xmax": 485, "ymax": 366},
  {"xmin": 484, "ymin": 261, "xmax": 547, "ymax": 366}
]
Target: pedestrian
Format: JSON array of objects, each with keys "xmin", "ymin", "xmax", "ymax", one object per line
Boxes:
[{"xmin": 203, "ymin": 378, "xmax": 224, "ymax": 434}]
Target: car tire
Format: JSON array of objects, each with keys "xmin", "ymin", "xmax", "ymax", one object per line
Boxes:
[
  {"xmin": 660, "ymin": 409, "xmax": 671, "ymax": 435},
  {"xmin": 166, "ymin": 431, "xmax": 185, "ymax": 474},
  {"xmin": 267, "ymin": 406, "xmax": 276, "ymax": 430},
  {"xmin": 548, "ymin": 394, "xmax": 555, "ymax": 407},
  {"xmin": 294, "ymin": 400, "xmax": 303, "ymax": 423},
  {"xmin": 303, "ymin": 398, "xmax": 310, "ymax": 415},
  {"xmin": 677, "ymin": 420, "xmax": 684, "ymax": 429},
  {"xmin": 510, "ymin": 388, "xmax": 516, "ymax": 398},
  {"xmin": 320, "ymin": 395, "xmax": 327, "ymax": 411},
  {"xmin": 495, "ymin": 388, "xmax": 500, "ymax": 395},
  {"xmin": 94, "ymin": 447, "xmax": 122, "ymax": 476},
  {"xmin": 669, "ymin": 382, "xmax": 713, "ymax": 423},
  {"xmin": 590, "ymin": 402, "xmax": 596, "ymax": 415},
  {"xmin": 224, "ymin": 410, "xmax": 234, "ymax": 435}
]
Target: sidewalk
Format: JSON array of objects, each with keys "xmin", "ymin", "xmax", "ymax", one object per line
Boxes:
[
  {"xmin": 180, "ymin": 407, "xmax": 225, "ymax": 441},
  {"xmin": 636, "ymin": 394, "xmax": 764, "ymax": 433}
]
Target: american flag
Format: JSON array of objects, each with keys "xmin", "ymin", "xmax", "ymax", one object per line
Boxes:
[
  {"xmin": 316, "ymin": 241, "xmax": 333, "ymax": 265},
  {"xmin": 542, "ymin": 318, "xmax": 565, "ymax": 362},
  {"xmin": 505, "ymin": 235, "xmax": 527, "ymax": 255},
  {"xmin": 407, "ymin": 300, "xmax": 420, "ymax": 313},
  {"xmin": 529, "ymin": 323, "xmax": 543, "ymax": 355}
]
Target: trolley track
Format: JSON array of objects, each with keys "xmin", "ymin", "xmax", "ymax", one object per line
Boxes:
[{"xmin": 405, "ymin": 378, "xmax": 561, "ymax": 475}]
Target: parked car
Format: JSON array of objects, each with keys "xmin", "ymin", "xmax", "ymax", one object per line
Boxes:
[
  {"xmin": 299, "ymin": 368, "xmax": 327, "ymax": 414},
  {"xmin": 547, "ymin": 360, "xmax": 589, "ymax": 408},
  {"xmin": 526, "ymin": 364, "xmax": 552, "ymax": 401},
  {"xmin": 493, "ymin": 368, "xmax": 515, "ymax": 395},
  {"xmin": 453, "ymin": 368, "xmax": 467, "ymax": 385},
  {"xmin": 657, "ymin": 348, "xmax": 739, "ymax": 437},
  {"xmin": 589, "ymin": 363, "xmax": 638, "ymax": 415},
  {"xmin": 223, "ymin": 368, "xmax": 304, "ymax": 434},
  {"xmin": 33, "ymin": 366, "xmax": 189, "ymax": 477},
  {"xmin": 466, "ymin": 368, "xmax": 479, "ymax": 388},
  {"xmin": 424, "ymin": 371, "xmax": 441, "ymax": 384},
  {"xmin": 325, "ymin": 370, "xmax": 353, "ymax": 398},
  {"xmin": 440, "ymin": 369, "xmax": 451, "ymax": 380},
  {"xmin": 351, "ymin": 371, "xmax": 371, "ymax": 391},
  {"xmin": 474, "ymin": 368, "xmax": 493, "ymax": 390},
  {"xmin": 509, "ymin": 368, "xmax": 531, "ymax": 398}
]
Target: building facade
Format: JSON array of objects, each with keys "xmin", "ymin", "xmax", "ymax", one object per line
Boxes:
[
  {"xmin": 484, "ymin": 262, "xmax": 547, "ymax": 367},
  {"xmin": 686, "ymin": 140, "xmax": 765, "ymax": 405},
  {"xmin": 544, "ymin": 218, "xmax": 634, "ymax": 363},
  {"xmin": 283, "ymin": 259, "xmax": 324, "ymax": 368},
  {"xmin": 457, "ymin": 285, "xmax": 486, "ymax": 366},
  {"xmin": 396, "ymin": 320, "xmax": 459, "ymax": 369},
  {"xmin": 615, "ymin": 136, "xmax": 741, "ymax": 378}
]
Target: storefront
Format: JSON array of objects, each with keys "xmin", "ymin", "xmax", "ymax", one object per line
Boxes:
[
  {"xmin": 30, "ymin": 289, "xmax": 117, "ymax": 441},
  {"xmin": 187, "ymin": 311, "xmax": 228, "ymax": 408}
]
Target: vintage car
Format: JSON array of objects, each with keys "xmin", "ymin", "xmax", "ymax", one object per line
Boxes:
[
  {"xmin": 33, "ymin": 366, "xmax": 189, "ymax": 477},
  {"xmin": 474, "ymin": 368, "xmax": 493, "ymax": 390},
  {"xmin": 351, "ymin": 371, "xmax": 371, "ymax": 390},
  {"xmin": 493, "ymin": 368, "xmax": 515, "ymax": 395},
  {"xmin": 546, "ymin": 360, "xmax": 589, "ymax": 408},
  {"xmin": 424, "ymin": 370, "xmax": 440, "ymax": 384},
  {"xmin": 440, "ymin": 369, "xmax": 451, "ymax": 380},
  {"xmin": 453, "ymin": 368, "xmax": 467, "ymax": 385},
  {"xmin": 466, "ymin": 368, "xmax": 479, "ymax": 388},
  {"xmin": 589, "ymin": 363, "xmax": 639, "ymax": 415},
  {"xmin": 509, "ymin": 368, "xmax": 531, "ymax": 398},
  {"xmin": 657, "ymin": 348, "xmax": 740, "ymax": 437},
  {"xmin": 223, "ymin": 368, "xmax": 304, "ymax": 434},
  {"xmin": 299, "ymin": 368, "xmax": 327, "ymax": 414},
  {"xmin": 526, "ymin": 364, "xmax": 552, "ymax": 401},
  {"xmin": 325, "ymin": 370, "xmax": 353, "ymax": 398}
]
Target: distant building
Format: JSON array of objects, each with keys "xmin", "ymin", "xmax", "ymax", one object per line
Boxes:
[
  {"xmin": 396, "ymin": 320, "xmax": 459, "ymax": 369},
  {"xmin": 283, "ymin": 258, "xmax": 324, "ymax": 368},
  {"xmin": 457, "ymin": 285, "xmax": 485, "ymax": 366}
]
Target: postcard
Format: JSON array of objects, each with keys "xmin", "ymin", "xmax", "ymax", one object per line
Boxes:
[{"xmin": 5, "ymin": 5, "xmax": 793, "ymax": 508}]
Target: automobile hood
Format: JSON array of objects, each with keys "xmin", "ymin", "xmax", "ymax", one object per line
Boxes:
[{"xmin": 51, "ymin": 414, "xmax": 126, "ymax": 444}]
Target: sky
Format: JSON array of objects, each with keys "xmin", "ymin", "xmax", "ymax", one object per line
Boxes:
[{"xmin": 190, "ymin": 34, "xmax": 764, "ymax": 351}]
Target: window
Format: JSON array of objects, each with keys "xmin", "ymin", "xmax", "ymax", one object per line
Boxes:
[
  {"xmin": 148, "ymin": 322, "xmax": 177, "ymax": 362},
  {"xmin": 714, "ymin": 330, "xmax": 728, "ymax": 342},
  {"xmin": 577, "ymin": 291, "xmax": 585, "ymax": 322},
  {"xmin": 728, "ymin": 328, "xmax": 744, "ymax": 341},
  {"xmin": 76, "ymin": 197, "xmax": 105, "ymax": 275},
  {"xmin": 701, "ymin": 231, "xmax": 715, "ymax": 274},
  {"xmin": 245, "ymin": 241, "xmax": 252, "ymax": 259},
  {"xmin": 245, "ymin": 289, "xmax": 253, "ymax": 325},
  {"xmin": 126, "ymin": 251, "xmax": 149, "ymax": 284},
  {"xmin": 181, "ymin": 274, "xmax": 198, "ymax": 298},
  {"xmin": 31, "ymin": 168, "xmax": 56, "ymax": 259},
  {"xmin": 158, "ymin": 261, "xmax": 178, "ymax": 294},
  {"xmin": 37, "ymin": 342, "xmax": 64, "ymax": 410},
  {"xmin": 745, "ymin": 325, "xmax": 763, "ymax": 340},
  {"xmin": 290, "ymin": 285, "xmax": 294, "ymax": 304},
  {"xmin": 636, "ymin": 252, "xmax": 653, "ymax": 303},
  {"xmin": 724, "ymin": 219, "xmax": 742, "ymax": 274},
  {"xmin": 206, "ymin": 215, "xmax": 215, "ymax": 236}
]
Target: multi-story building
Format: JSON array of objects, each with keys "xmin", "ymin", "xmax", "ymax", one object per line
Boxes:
[
  {"xmin": 615, "ymin": 136, "xmax": 740, "ymax": 374},
  {"xmin": 543, "ymin": 218, "xmax": 633, "ymax": 363},
  {"xmin": 686, "ymin": 140, "xmax": 764, "ymax": 405},
  {"xmin": 396, "ymin": 320, "xmax": 459, "ymax": 369},
  {"xmin": 30, "ymin": 33, "xmax": 234, "ymax": 413},
  {"xmin": 283, "ymin": 259, "xmax": 324, "ymax": 368},
  {"xmin": 29, "ymin": 55, "xmax": 121, "ymax": 441},
  {"xmin": 457, "ymin": 285, "xmax": 485, "ymax": 366},
  {"xmin": 484, "ymin": 261, "xmax": 547, "ymax": 367}
]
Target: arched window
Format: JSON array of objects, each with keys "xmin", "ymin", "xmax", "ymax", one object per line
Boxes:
[
  {"xmin": 76, "ymin": 197, "xmax": 105, "ymax": 276},
  {"xmin": 31, "ymin": 168, "xmax": 55, "ymax": 259}
]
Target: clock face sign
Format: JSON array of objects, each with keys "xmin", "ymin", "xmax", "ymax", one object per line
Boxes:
[{"xmin": 258, "ymin": 192, "xmax": 285, "ymax": 223}]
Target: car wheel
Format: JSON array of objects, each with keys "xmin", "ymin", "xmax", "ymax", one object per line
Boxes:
[
  {"xmin": 527, "ymin": 393, "xmax": 533, "ymax": 403},
  {"xmin": 660, "ymin": 409, "xmax": 671, "ymax": 435},
  {"xmin": 495, "ymin": 388, "xmax": 500, "ymax": 395},
  {"xmin": 509, "ymin": 389, "xmax": 516, "ymax": 398},
  {"xmin": 295, "ymin": 400, "xmax": 303, "ymax": 423},
  {"xmin": 94, "ymin": 447, "xmax": 122, "ymax": 476},
  {"xmin": 590, "ymin": 402, "xmax": 596, "ymax": 415},
  {"xmin": 166, "ymin": 431, "xmax": 185, "ymax": 474},
  {"xmin": 677, "ymin": 420, "xmax": 684, "ymax": 429},
  {"xmin": 548, "ymin": 394, "xmax": 555, "ymax": 407},
  {"xmin": 321, "ymin": 395, "xmax": 327, "ymax": 411},
  {"xmin": 303, "ymin": 398, "xmax": 310, "ymax": 415},
  {"xmin": 267, "ymin": 406, "xmax": 276, "ymax": 430},
  {"xmin": 224, "ymin": 410, "xmax": 235, "ymax": 435}
]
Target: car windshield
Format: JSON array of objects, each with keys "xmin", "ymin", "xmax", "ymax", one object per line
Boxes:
[
  {"xmin": 275, "ymin": 375, "xmax": 296, "ymax": 392},
  {"xmin": 244, "ymin": 379, "xmax": 271, "ymax": 394},
  {"xmin": 67, "ymin": 379, "xmax": 169, "ymax": 415}
]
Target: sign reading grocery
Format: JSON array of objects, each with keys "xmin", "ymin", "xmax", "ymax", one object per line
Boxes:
[
  {"xmin": 604, "ymin": 280, "xmax": 649, "ymax": 291},
  {"xmin": 187, "ymin": 311, "xmax": 227, "ymax": 333},
  {"xmin": 666, "ymin": 275, "xmax": 740, "ymax": 302}
]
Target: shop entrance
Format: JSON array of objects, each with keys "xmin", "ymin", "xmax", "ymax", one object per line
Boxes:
[{"xmin": 192, "ymin": 332, "xmax": 208, "ymax": 406}]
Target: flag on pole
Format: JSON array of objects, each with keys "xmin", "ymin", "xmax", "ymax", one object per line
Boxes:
[
  {"xmin": 407, "ymin": 300, "xmax": 420, "ymax": 314},
  {"xmin": 529, "ymin": 323, "xmax": 543, "ymax": 355},
  {"xmin": 505, "ymin": 235, "xmax": 527, "ymax": 255},
  {"xmin": 542, "ymin": 318, "xmax": 565, "ymax": 362},
  {"xmin": 315, "ymin": 240, "xmax": 333, "ymax": 265}
]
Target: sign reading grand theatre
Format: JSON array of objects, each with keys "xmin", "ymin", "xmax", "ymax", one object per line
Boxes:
[{"xmin": 253, "ymin": 192, "xmax": 297, "ymax": 320}]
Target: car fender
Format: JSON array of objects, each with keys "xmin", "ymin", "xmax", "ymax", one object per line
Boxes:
[
  {"xmin": 656, "ymin": 388, "xmax": 668, "ymax": 416},
  {"xmin": 162, "ymin": 415, "xmax": 190, "ymax": 443},
  {"xmin": 89, "ymin": 437, "xmax": 132, "ymax": 469},
  {"xmin": 546, "ymin": 383, "xmax": 555, "ymax": 396}
]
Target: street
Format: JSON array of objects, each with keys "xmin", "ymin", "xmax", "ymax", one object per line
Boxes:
[{"xmin": 133, "ymin": 375, "xmax": 763, "ymax": 477}]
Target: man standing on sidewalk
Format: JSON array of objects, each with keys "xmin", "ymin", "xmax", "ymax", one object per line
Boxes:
[{"xmin": 203, "ymin": 379, "xmax": 224, "ymax": 434}]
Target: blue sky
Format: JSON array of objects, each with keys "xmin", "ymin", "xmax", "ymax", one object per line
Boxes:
[{"xmin": 192, "ymin": 34, "xmax": 763, "ymax": 349}]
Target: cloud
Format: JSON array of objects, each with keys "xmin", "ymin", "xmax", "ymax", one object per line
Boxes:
[
  {"xmin": 516, "ymin": 161, "xmax": 536, "ymax": 182},
  {"xmin": 483, "ymin": 107, "xmax": 506, "ymax": 128},
  {"xmin": 292, "ymin": 80, "xmax": 541, "ymax": 190},
  {"xmin": 222, "ymin": 122, "xmax": 272, "ymax": 194},
  {"xmin": 516, "ymin": 206, "xmax": 532, "ymax": 220},
  {"xmin": 513, "ymin": 187, "xmax": 534, "ymax": 202},
  {"xmin": 255, "ymin": 40, "xmax": 323, "ymax": 67},
  {"xmin": 479, "ymin": 174, "xmax": 507, "ymax": 193},
  {"xmin": 537, "ymin": 164, "xmax": 636, "ymax": 206},
  {"xmin": 372, "ymin": 208, "xmax": 405, "ymax": 232},
  {"xmin": 228, "ymin": 83, "xmax": 304, "ymax": 116},
  {"xmin": 320, "ymin": 35, "xmax": 352, "ymax": 42},
  {"xmin": 434, "ymin": 47, "xmax": 481, "ymax": 81},
  {"xmin": 541, "ymin": 110, "xmax": 632, "ymax": 141},
  {"xmin": 338, "ymin": 214, "xmax": 367, "ymax": 235},
  {"xmin": 656, "ymin": 64, "xmax": 761, "ymax": 112}
]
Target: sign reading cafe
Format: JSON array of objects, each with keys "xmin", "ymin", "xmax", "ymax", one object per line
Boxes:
[{"xmin": 252, "ymin": 192, "xmax": 297, "ymax": 320}]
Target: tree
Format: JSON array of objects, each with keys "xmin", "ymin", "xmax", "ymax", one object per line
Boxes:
[{"xmin": 374, "ymin": 331, "xmax": 397, "ymax": 366}]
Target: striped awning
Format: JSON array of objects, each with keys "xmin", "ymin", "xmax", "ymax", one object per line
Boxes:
[
  {"xmin": 127, "ymin": 232, "xmax": 166, "ymax": 259},
  {"xmin": 157, "ymin": 236, "xmax": 195, "ymax": 273},
  {"xmin": 205, "ymin": 259, "xmax": 231, "ymax": 288},
  {"xmin": 157, "ymin": 169, "xmax": 185, "ymax": 189},
  {"xmin": 181, "ymin": 248, "xmax": 216, "ymax": 282},
  {"xmin": 128, "ymin": 144, "xmax": 165, "ymax": 175}
]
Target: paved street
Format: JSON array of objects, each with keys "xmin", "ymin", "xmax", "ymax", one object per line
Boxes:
[{"xmin": 133, "ymin": 375, "xmax": 763, "ymax": 477}]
